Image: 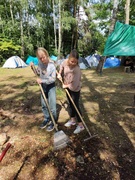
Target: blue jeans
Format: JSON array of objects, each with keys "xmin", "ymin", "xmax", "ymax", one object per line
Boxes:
[{"xmin": 41, "ymin": 83, "xmax": 57, "ymax": 123}]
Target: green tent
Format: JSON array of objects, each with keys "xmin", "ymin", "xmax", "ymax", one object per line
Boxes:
[{"xmin": 103, "ymin": 21, "xmax": 135, "ymax": 56}]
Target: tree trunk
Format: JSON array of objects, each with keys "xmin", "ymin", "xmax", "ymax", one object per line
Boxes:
[
  {"xmin": 72, "ymin": 0, "xmax": 78, "ymax": 50},
  {"xmin": 20, "ymin": 11, "xmax": 24, "ymax": 59},
  {"xmin": 58, "ymin": 0, "xmax": 62, "ymax": 59},
  {"xmin": 9, "ymin": 0, "xmax": 14, "ymax": 25},
  {"xmin": 0, "ymin": 16, "xmax": 4, "ymax": 35},
  {"xmin": 52, "ymin": 0, "xmax": 57, "ymax": 52},
  {"xmin": 109, "ymin": 0, "xmax": 119, "ymax": 34},
  {"xmin": 125, "ymin": 0, "xmax": 130, "ymax": 24}
]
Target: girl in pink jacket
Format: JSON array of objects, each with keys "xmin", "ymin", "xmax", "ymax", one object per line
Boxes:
[{"xmin": 57, "ymin": 49, "xmax": 84, "ymax": 134}]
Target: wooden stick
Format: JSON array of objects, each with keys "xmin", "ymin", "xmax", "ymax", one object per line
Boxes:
[
  {"xmin": 31, "ymin": 65, "xmax": 58, "ymax": 131},
  {"xmin": 56, "ymin": 71, "xmax": 93, "ymax": 137}
]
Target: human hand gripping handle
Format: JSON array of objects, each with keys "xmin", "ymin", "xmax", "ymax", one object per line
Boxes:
[
  {"xmin": 57, "ymin": 73, "xmax": 62, "ymax": 82},
  {"xmin": 62, "ymin": 84, "xmax": 68, "ymax": 89},
  {"xmin": 56, "ymin": 70, "xmax": 95, "ymax": 140},
  {"xmin": 56, "ymin": 72, "xmax": 68, "ymax": 89},
  {"xmin": 30, "ymin": 63, "xmax": 42, "ymax": 84},
  {"xmin": 30, "ymin": 63, "xmax": 38, "ymax": 76}
]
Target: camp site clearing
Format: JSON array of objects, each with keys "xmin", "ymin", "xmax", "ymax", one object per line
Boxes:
[{"xmin": 0, "ymin": 66, "xmax": 135, "ymax": 180}]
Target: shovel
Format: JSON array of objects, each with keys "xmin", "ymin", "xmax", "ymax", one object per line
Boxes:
[
  {"xmin": 31, "ymin": 64, "xmax": 70, "ymax": 150},
  {"xmin": 56, "ymin": 71, "xmax": 97, "ymax": 141}
]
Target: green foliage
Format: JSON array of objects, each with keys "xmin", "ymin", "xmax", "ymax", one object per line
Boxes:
[
  {"xmin": 62, "ymin": 11, "xmax": 76, "ymax": 31},
  {"xmin": 0, "ymin": 38, "xmax": 21, "ymax": 62},
  {"xmin": 93, "ymin": 3, "xmax": 112, "ymax": 20},
  {"xmin": 78, "ymin": 32, "xmax": 92, "ymax": 56},
  {"xmin": 117, "ymin": 0, "xmax": 135, "ymax": 25},
  {"xmin": 78, "ymin": 29, "xmax": 105, "ymax": 56},
  {"xmin": 1, "ymin": 0, "xmax": 134, "ymax": 59}
]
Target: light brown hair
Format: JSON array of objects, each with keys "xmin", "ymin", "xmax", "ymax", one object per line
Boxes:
[{"xmin": 67, "ymin": 49, "xmax": 79, "ymax": 65}]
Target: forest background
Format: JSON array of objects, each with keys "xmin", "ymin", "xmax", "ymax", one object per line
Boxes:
[{"xmin": 0, "ymin": 0, "xmax": 134, "ymax": 64}]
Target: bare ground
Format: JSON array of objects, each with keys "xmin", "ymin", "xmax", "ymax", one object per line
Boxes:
[{"xmin": 0, "ymin": 66, "xmax": 135, "ymax": 180}]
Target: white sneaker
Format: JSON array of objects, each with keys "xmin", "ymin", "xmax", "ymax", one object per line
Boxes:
[
  {"xmin": 73, "ymin": 125, "xmax": 85, "ymax": 134},
  {"xmin": 64, "ymin": 120, "xmax": 76, "ymax": 127}
]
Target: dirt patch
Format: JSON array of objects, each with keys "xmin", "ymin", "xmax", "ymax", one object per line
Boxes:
[{"xmin": 0, "ymin": 67, "xmax": 135, "ymax": 180}]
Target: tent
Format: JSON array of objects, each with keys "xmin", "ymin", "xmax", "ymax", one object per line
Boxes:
[
  {"xmin": 103, "ymin": 21, "xmax": 135, "ymax": 56},
  {"xmin": 26, "ymin": 55, "xmax": 58, "ymax": 65},
  {"xmin": 2, "ymin": 56, "xmax": 27, "ymax": 68},
  {"xmin": 50, "ymin": 55, "xmax": 57, "ymax": 61},
  {"xmin": 85, "ymin": 55, "xmax": 99, "ymax": 67},
  {"xmin": 94, "ymin": 54, "xmax": 101, "ymax": 61},
  {"xmin": 56, "ymin": 59, "xmax": 65, "ymax": 66},
  {"xmin": 56, "ymin": 57, "xmax": 90, "ymax": 70},
  {"xmin": 103, "ymin": 57, "xmax": 121, "ymax": 69},
  {"xmin": 78, "ymin": 57, "xmax": 90, "ymax": 69},
  {"xmin": 26, "ymin": 56, "xmax": 38, "ymax": 65}
]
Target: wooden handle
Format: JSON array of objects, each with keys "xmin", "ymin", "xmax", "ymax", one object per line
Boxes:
[
  {"xmin": 56, "ymin": 70, "xmax": 92, "ymax": 136},
  {"xmin": 31, "ymin": 65, "xmax": 58, "ymax": 131}
]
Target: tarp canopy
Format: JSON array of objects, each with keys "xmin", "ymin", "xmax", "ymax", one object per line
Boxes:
[{"xmin": 103, "ymin": 21, "xmax": 135, "ymax": 56}]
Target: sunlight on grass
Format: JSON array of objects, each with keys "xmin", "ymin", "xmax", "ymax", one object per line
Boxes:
[
  {"xmin": 56, "ymin": 87, "xmax": 66, "ymax": 100},
  {"xmin": 119, "ymin": 121, "xmax": 135, "ymax": 148},
  {"xmin": 35, "ymin": 163, "xmax": 58, "ymax": 178}
]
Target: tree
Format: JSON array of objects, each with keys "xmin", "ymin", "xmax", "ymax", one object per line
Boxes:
[
  {"xmin": 9, "ymin": 0, "xmax": 14, "ymax": 25},
  {"xmin": 58, "ymin": 0, "xmax": 62, "ymax": 59},
  {"xmin": 71, "ymin": 0, "xmax": 78, "ymax": 50},
  {"xmin": 0, "ymin": 37, "xmax": 21, "ymax": 63},
  {"xmin": 125, "ymin": 0, "xmax": 130, "ymax": 24},
  {"xmin": 109, "ymin": 0, "xmax": 119, "ymax": 34},
  {"xmin": 52, "ymin": 0, "xmax": 58, "ymax": 52},
  {"xmin": 2, "ymin": 0, "xmax": 135, "ymax": 61}
]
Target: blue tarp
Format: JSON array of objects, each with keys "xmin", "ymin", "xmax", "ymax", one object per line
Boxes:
[
  {"xmin": 26, "ymin": 56, "xmax": 38, "ymax": 65},
  {"xmin": 50, "ymin": 55, "xmax": 57, "ymax": 61},
  {"xmin": 103, "ymin": 57, "xmax": 121, "ymax": 69}
]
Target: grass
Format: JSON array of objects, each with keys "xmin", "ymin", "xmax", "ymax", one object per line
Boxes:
[{"xmin": 0, "ymin": 66, "xmax": 135, "ymax": 180}]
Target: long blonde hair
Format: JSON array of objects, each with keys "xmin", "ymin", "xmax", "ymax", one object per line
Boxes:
[{"xmin": 36, "ymin": 47, "xmax": 51, "ymax": 61}]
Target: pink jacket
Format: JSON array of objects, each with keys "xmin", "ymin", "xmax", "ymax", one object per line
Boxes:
[{"xmin": 59, "ymin": 59, "xmax": 81, "ymax": 92}]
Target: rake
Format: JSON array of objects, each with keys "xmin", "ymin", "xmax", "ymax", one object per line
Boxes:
[
  {"xmin": 56, "ymin": 71, "xmax": 97, "ymax": 142},
  {"xmin": 31, "ymin": 64, "xmax": 70, "ymax": 150}
]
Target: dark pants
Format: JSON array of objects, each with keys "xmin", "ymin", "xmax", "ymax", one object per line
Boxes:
[{"xmin": 66, "ymin": 88, "xmax": 82, "ymax": 123}]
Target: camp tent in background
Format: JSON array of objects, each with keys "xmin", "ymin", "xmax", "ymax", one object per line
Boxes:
[
  {"xmin": 85, "ymin": 55, "xmax": 99, "ymax": 67},
  {"xmin": 78, "ymin": 57, "xmax": 90, "ymax": 69},
  {"xmin": 56, "ymin": 59, "xmax": 64, "ymax": 66},
  {"xmin": 103, "ymin": 57, "xmax": 121, "ymax": 69},
  {"xmin": 56, "ymin": 57, "xmax": 90, "ymax": 70},
  {"xmin": 2, "ymin": 56, "xmax": 27, "ymax": 68},
  {"xmin": 50, "ymin": 55, "xmax": 57, "ymax": 61},
  {"xmin": 103, "ymin": 21, "xmax": 135, "ymax": 56},
  {"xmin": 26, "ymin": 56, "xmax": 38, "ymax": 65}
]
